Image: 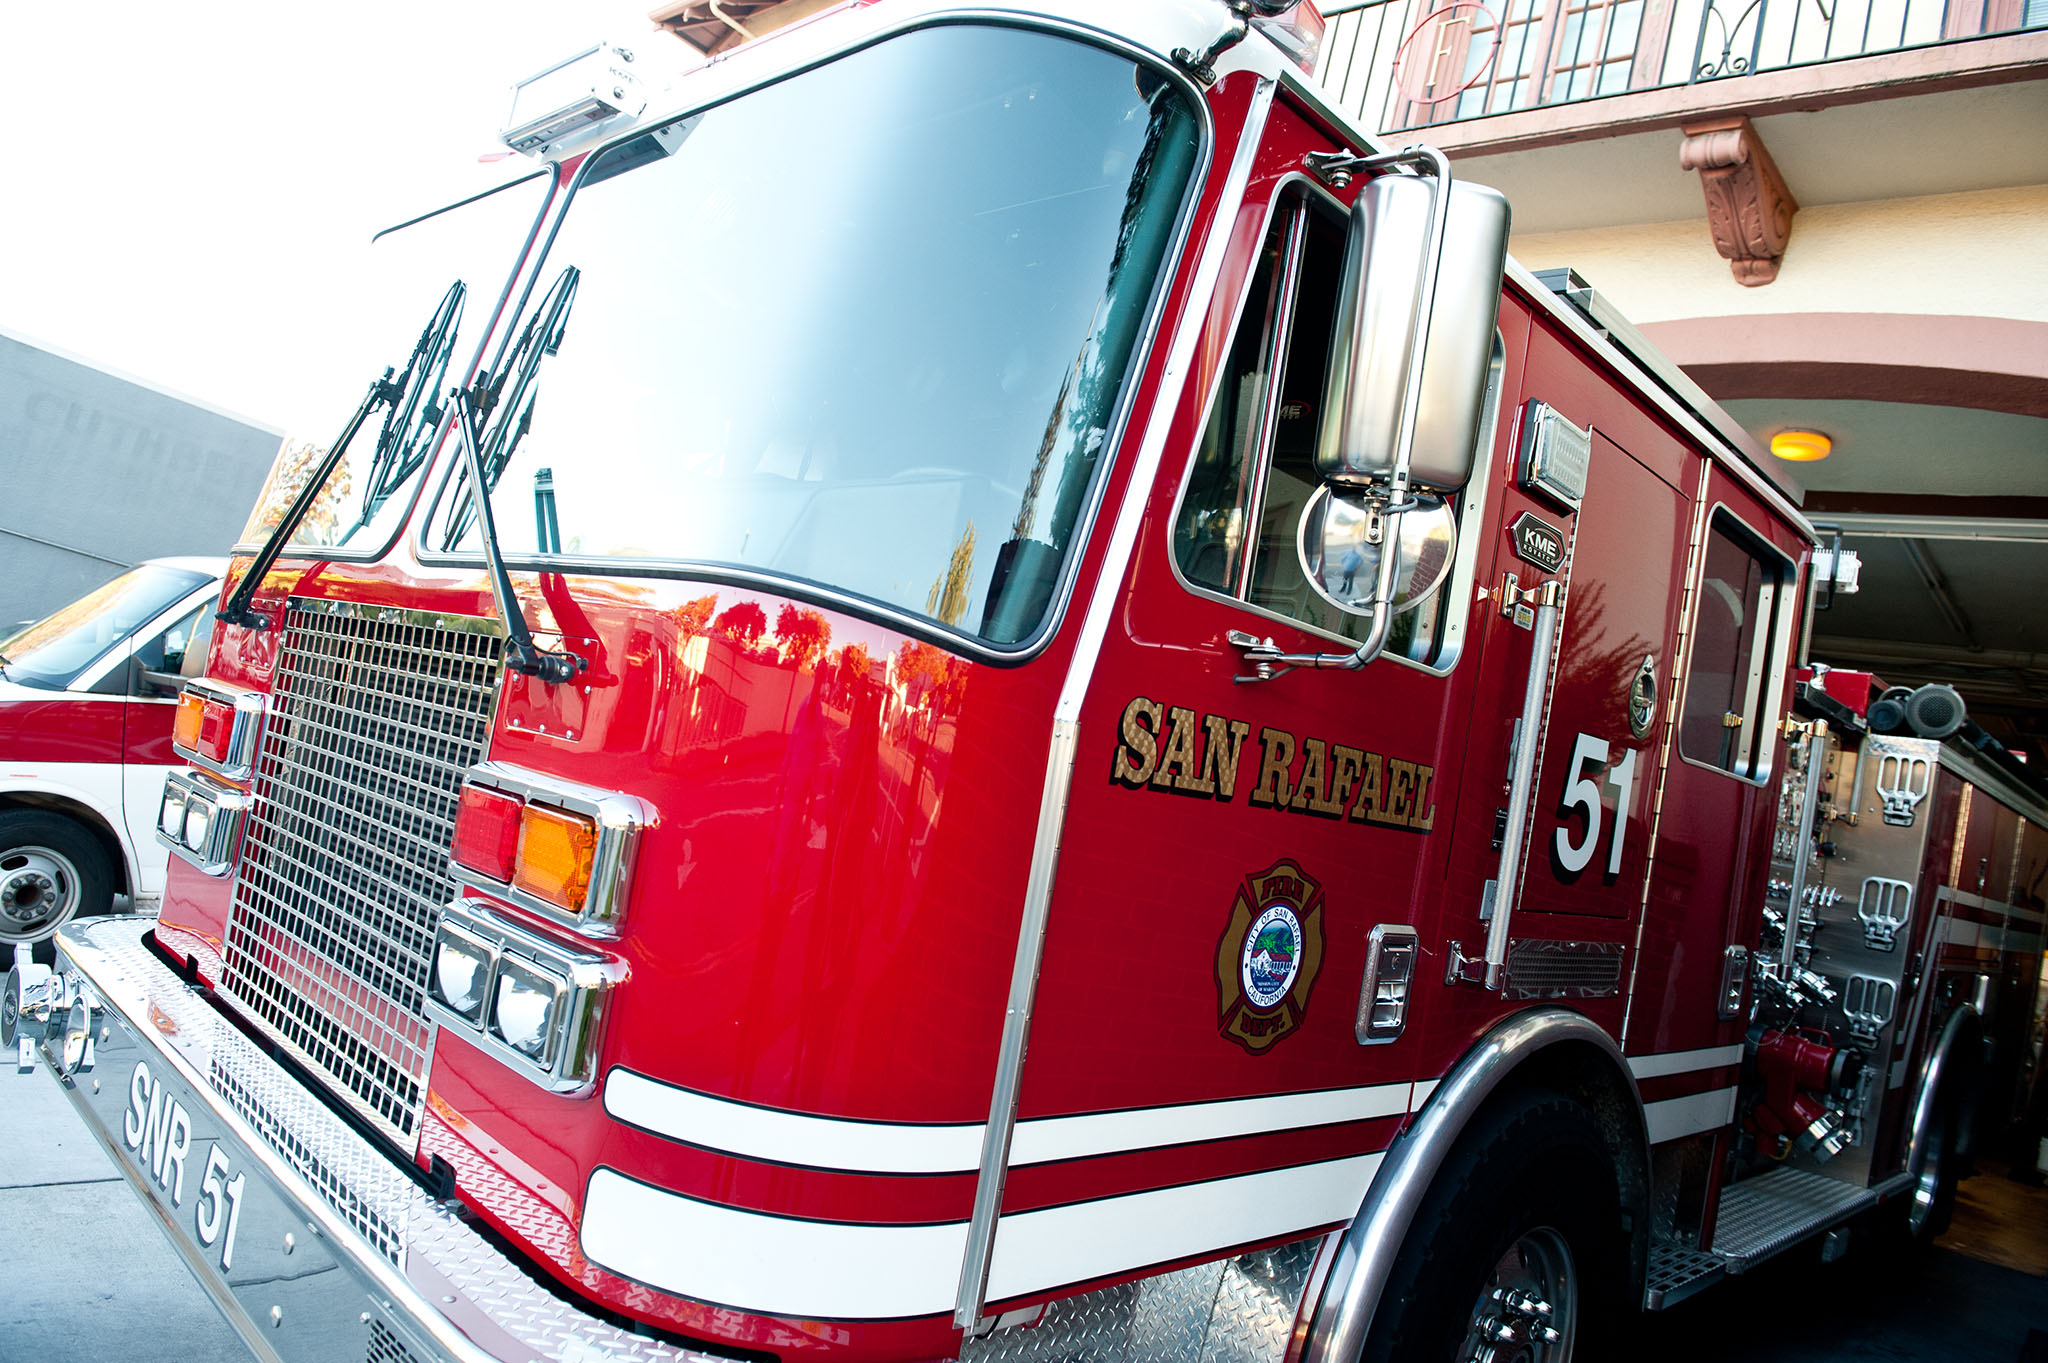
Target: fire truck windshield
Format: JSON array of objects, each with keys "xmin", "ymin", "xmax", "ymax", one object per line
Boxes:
[{"xmin": 423, "ymin": 23, "xmax": 1201, "ymax": 649}]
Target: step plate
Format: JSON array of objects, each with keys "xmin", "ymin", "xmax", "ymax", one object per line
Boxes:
[
  {"xmin": 1643, "ymin": 1244, "xmax": 1724, "ymax": 1310},
  {"xmin": 1712, "ymin": 1166, "xmax": 1874, "ymax": 1270}
]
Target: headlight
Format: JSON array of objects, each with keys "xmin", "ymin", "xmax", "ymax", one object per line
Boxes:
[
  {"xmin": 183, "ymin": 801, "xmax": 212, "ymax": 852},
  {"xmin": 156, "ymin": 770, "xmax": 248, "ymax": 877},
  {"xmin": 431, "ymin": 925, "xmax": 495, "ymax": 1023},
  {"xmin": 424, "ymin": 898, "xmax": 619, "ymax": 1092},
  {"xmin": 490, "ymin": 954, "xmax": 566, "ymax": 1065},
  {"xmin": 158, "ymin": 786, "xmax": 188, "ymax": 839}
]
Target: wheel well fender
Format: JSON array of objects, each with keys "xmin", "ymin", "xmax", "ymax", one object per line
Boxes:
[
  {"xmin": 0, "ymin": 791, "xmax": 132, "ymax": 895},
  {"xmin": 1298, "ymin": 1007, "xmax": 1649, "ymax": 1363},
  {"xmin": 1907, "ymin": 1002, "xmax": 1982, "ymax": 1182}
]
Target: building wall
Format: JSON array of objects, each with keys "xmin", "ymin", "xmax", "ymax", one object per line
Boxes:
[
  {"xmin": 0, "ymin": 332, "xmax": 281, "ymax": 627},
  {"xmin": 1506, "ymin": 182, "xmax": 2048, "ymax": 326}
]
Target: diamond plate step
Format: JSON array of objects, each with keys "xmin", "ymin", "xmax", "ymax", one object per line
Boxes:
[
  {"xmin": 1648, "ymin": 1166, "xmax": 1882, "ymax": 1307},
  {"xmin": 1711, "ymin": 1166, "xmax": 1875, "ymax": 1271}
]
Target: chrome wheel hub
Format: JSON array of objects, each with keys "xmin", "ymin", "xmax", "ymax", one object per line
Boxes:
[
  {"xmin": 0, "ymin": 847, "xmax": 79, "ymax": 941},
  {"xmin": 1460, "ymin": 1227, "xmax": 1576, "ymax": 1363}
]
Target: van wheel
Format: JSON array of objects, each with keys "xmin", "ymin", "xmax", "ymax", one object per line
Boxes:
[
  {"xmin": 1362, "ymin": 1093, "xmax": 1626, "ymax": 1363},
  {"xmin": 0, "ymin": 812, "xmax": 113, "ymax": 956}
]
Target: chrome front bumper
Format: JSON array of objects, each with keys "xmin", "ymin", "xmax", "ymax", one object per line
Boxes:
[{"xmin": 37, "ymin": 916, "xmax": 719, "ymax": 1363}]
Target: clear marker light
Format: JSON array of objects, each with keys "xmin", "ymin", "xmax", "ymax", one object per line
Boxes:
[
  {"xmin": 490, "ymin": 955, "xmax": 564, "ymax": 1065},
  {"xmin": 183, "ymin": 801, "xmax": 212, "ymax": 852},
  {"xmin": 432, "ymin": 928, "xmax": 494, "ymax": 1024}
]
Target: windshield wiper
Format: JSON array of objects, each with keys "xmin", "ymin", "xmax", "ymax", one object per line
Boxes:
[
  {"xmin": 443, "ymin": 266, "xmax": 571, "ymax": 549},
  {"xmin": 346, "ymin": 282, "xmax": 465, "ymax": 538},
  {"xmin": 218, "ymin": 281, "xmax": 468, "ymax": 630},
  {"xmin": 449, "ymin": 266, "xmax": 584, "ymax": 683}
]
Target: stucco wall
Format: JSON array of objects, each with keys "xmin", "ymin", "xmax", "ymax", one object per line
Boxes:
[{"xmin": 1507, "ymin": 182, "xmax": 2048, "ymax": 327}]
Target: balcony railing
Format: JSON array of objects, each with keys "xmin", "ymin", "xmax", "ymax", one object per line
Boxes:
[{"xmin": 1316, "ymin": 0, "xmax": 2047, "ymax": 132}]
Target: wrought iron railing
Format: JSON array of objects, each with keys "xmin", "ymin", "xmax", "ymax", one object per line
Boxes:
[{"xmin": 1315, "ymin": 0, "xmax": 2046, "ymax": 133}]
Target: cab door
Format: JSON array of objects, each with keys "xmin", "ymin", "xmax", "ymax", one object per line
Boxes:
[
  {"xmin": 1432, "ymin": 318, "xmax": 1695, "ymax": 1043},
  {"xmin": 1015, "ymin": 82, "xmax": 1521, "ymax": 1165}
]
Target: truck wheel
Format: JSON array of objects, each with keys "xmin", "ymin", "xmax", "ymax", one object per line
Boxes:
[
  {"xmin": 0, "ymin": 812, "xmax": 113, "ymax": 956},
  {"xmin": 1362, "ymin": 1092, "xmax": 1626, "ymax": 1363}
]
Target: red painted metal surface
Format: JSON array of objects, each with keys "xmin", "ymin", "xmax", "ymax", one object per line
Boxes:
[{"xmin": 0, "ymin": 699, "xmax": 127, "ymax": 765}]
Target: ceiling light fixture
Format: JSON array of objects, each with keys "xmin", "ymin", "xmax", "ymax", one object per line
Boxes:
[{"xmin": 1770, "ymin": 429, "xmax": 1832, "ymax": 462}]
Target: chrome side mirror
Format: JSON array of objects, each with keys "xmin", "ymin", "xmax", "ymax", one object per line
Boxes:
[
  {"xmin": 1317, "ymin": 175, "xmax": 1509, "ymax": 493},
  {"xmin": 1298, "ymin": 487, "xmax": 1456, "ymax": 619}
]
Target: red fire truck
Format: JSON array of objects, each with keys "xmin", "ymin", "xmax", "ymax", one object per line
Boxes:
[{"xmin": 12, "ymin": 2, "xmax": 2043, "ymax": 1361}]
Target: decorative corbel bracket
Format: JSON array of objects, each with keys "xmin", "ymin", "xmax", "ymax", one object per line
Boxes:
[{"xmin": 1679, "ymin": 116, "xmax": 1799, "ymax": 287}]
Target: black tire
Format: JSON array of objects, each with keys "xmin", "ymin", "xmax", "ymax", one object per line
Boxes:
[
  {"xmin": 1362, "ymin": 1092, "xmax": 1628, "ymax": 1363},
  {"xmin": 0, "ymin": 810, "xmax": 114, "ymax": 959}
]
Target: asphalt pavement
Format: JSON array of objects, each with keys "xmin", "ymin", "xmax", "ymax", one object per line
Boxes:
[{"xmin": 0, "ymin": 1036, "xmax": 2041, "ymax": 1363}]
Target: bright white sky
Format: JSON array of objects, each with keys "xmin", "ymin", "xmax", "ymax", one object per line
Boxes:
[{"xmin": 0, "ymin": 1, "xmax": 695, "ymax": 438}]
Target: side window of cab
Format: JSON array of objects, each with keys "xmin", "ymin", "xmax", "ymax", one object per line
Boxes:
[
  {"xmin": 1679, "ymin": 510, "xmax": 1796, "ymax": 780},
  {"xmin": 1173, "ymin": 184, "xmax": 1504, "ymax": 671}
]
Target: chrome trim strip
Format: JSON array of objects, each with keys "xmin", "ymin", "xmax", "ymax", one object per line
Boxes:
[
  {"xmin": 287, "ymin": 595, "xmax": 508, "ymax": 636},
  {"xmin": 1937, "ymin": 741, "xmax": 2048, "ymax": 826},
  {"xmin": 1299, "ymin": 1008, "xmax": 1647, "ymax": 1363},
  {"xmin": 953, "ymin": 71, "xmax": 1280, "ymax": 1332},
  {"xmin": 1481, "ymin": 586, "xmax": 1564, "ymax": 989},
  {"xmin": 453, "ymin": 761, "xmax": 651, "ymax": 936},
  {"xmin": 1777, "ymin": 727, "xmax": 1831, "ymax": 977},
  {"xmin": 170, "ymin": 676, "xmax": 267, "ymax": 783}
]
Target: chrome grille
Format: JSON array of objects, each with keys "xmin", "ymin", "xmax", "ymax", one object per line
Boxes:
[{"xmin": 223, "ymin": 598, "xmax": 504, "ymax": 1147}]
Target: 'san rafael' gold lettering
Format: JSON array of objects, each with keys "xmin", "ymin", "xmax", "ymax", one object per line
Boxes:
[
  {"xmin": 1155, "ymin": 706, "xmax": 1201, "ymax": 791},
  {"xmin": 1198, "ymin": 715, "xmax": 1253, "ymax": 801},
  {"xmin": 1407, "ymin": 763, "xmax": 1438, "ymax": 830},
  {"xmin": 1113, "ymin": 697, "xmax": 1163, "ymax": 787},
  {"xmin": 1291, "ymin": 738, "xmax": 1344, "ymax": 816},
  {"xmin": 1251, "ymin": 728, "xmax": 1297, "ymax": 808},
  {"xmin": 1109, "ymin": 695, "xmax": 1434, "ymax": 832},
  {"xmin": 1329, "ymin": 745, "xmax": 1366, "ymax": 816},
  {"xmin": 1351, "ymin": 752, "xmax": 1386, "ymax": 823}
]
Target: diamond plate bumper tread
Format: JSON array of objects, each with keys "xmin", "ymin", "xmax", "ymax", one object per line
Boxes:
[
  {"xmin": 53, "ymin": 917, "xmax": 724, "ymax": 1363},
  {"xmin": 958, "ymin": 1239, "xmax": 1320, "ymax": 1363},
  {"xmin": 1710, "ymin": 1166, "xmax": 1875, "ymax": 1270}
]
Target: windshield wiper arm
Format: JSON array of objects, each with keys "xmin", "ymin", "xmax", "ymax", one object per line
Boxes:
[
  {"xmin": 219, "ymin": 283, "xmax": 468, "ymax": 631},
  {"xmin": 444, "ymin": 266, "xmax": 572, "ymax": 548},
  {"xmin": 348, "ymin": 281, "xmax": 466, "ymax": 537},
  {"xmin": 450, "ymin": 265, "xmax": 584, "ymax": 683}
]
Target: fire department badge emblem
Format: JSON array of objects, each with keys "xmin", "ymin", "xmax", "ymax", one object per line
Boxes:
[{"xmin": 1215, "ymin": 860, "xmax": 1325, "ymax": 1053}]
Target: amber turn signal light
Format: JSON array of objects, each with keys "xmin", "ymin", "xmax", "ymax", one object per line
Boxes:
[
  {"xmin": 514, "ymin": 804, "xmax": 599, "ymax": 914},
  {"xmin": 173, "ymin": 691, "xmax": 207, "ymax": 753}
]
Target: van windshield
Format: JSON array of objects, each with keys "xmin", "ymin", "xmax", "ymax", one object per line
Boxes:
[
  {"xmin": 428, "ymin": 23, "xmax": 1200, "ymax": 648},
  {"xmin": 0, "ymin": 563, "xmax": 211, "ymax": 690}
]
